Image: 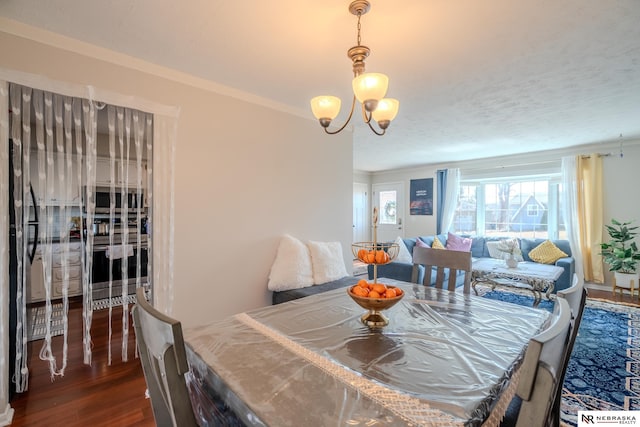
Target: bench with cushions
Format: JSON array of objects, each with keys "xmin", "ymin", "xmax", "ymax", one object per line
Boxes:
[
  {"xmin": 272, "ymin": 276, "xmax": 360, "ymax": 304},
  {"xmin": 368, "ymin": 234, "xmax": 575, "ymax": 293},
  {"xmin": 268, "ymin": 234, "xmax": 360, "ymax": 305}
]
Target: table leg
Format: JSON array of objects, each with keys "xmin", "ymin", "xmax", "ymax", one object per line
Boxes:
[
  {"xmin": 544, "ymin": 283, "xmax": 555, "ymax": 300},
  {"xmin": 532, "ymin": 289, "xmax": 541, "ymax": 307}
]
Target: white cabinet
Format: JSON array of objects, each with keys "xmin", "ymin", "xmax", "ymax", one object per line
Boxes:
[
  {"xmin": 29, "ymin": 154, "xmax": 81, "ymax": 206},
  {"xmin": 96, "ymin": 158, "xmax": 146, "ymax": 189},
  {"xmin": 28, "ymin": 242, "xmax": 84, "ymax": 303}
]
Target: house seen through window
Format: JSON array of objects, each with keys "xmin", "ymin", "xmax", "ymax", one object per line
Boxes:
[{"xmin": 452, "ymin": 177, "xmax": 565, "ymax": 240}]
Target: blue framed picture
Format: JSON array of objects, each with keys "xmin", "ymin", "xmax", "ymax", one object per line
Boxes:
[{"xmin": 410, "ymin": 178, "xmax": 433, "ymax": 215}]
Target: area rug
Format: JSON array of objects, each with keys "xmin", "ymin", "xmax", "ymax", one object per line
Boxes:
[
  {"xmin": 27, "ymin": 303, "xmax": 65, "ymax": 342},
  {"xmin": 478, "ymin": 287, "xmax": 640, "ymax": 426}
]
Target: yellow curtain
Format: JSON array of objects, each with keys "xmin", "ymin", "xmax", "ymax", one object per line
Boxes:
[{"xmin": 576, "ymin": 154, "xmax": 604, "ymax": 283}]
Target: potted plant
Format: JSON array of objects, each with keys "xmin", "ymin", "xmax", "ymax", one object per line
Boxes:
[{"xmin": 600, "ymin": 219, "xmax": 640, "ymax": 289}]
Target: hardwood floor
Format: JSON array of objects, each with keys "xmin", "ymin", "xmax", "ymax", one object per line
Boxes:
[
  {"xmin": 586, "ymin": 285, "xmax": 640, "ymax": 307},
  {"xmin": 9, "ymin": 299, "xmax": 155, "ymax": 427},
  {"xmin": 8, "ymin": 285, "xmax": 640, "ymax": 426}
]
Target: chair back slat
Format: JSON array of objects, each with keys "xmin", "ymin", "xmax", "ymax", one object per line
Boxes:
[{"xmin": 412, "ymin": 246, "xmax": 472, "ymax": 293}]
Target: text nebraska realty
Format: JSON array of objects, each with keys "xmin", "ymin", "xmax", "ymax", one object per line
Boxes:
[{"xmin": 582, "ymin": 414, "xmax": 637, "ymax": 424}]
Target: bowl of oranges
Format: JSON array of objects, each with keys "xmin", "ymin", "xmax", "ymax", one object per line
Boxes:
[{"xmin": 348, "ymin": 279, "xmax": 404, "ymax": 327}]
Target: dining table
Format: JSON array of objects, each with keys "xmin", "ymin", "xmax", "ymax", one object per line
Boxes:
[{"xmin": 184, "ymin": 279, "xmax": 550, "ymax": 427}]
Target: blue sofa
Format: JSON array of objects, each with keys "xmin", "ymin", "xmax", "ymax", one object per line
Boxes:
[{"xmin": 368, "ymin": 235, "xmax": 575, "ymax": 292}]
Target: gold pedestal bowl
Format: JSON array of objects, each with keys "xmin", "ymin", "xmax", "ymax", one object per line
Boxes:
[{"xmin": 347, "ymin": 284, "xmax": 404, "ymax": 328}]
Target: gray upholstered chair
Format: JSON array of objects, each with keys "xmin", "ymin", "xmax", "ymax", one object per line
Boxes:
[
  {"xmin": 550, "ymin": 274, "xmax": 587, "ymax": 426},
  {"xmin": 132, "ymin": 287, "xmax": 198, "ymax": 427},
  {"xmin": 501, "ymin": 297, "xmax": 572, "ymax": 427},
  {"xmin": 410, "ymin": 246, "xmax": 473, "ymax": 293}
]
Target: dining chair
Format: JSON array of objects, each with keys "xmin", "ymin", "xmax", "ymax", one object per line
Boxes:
[
  {"xmin": 132, "ymin": 287, "xmax": 198, "ymax": 427},
  {"xmin": 549, "ymin": 274, "xmax": 588, "ymax": 426},
  {"xmin": 500, "ymin": 297, "xmax": 572, "ymax": 427},
  {"xmin": 411, "ymin": 246, "xmax": 473, "ymax": 293}
]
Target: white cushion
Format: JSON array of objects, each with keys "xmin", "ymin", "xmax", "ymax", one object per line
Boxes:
[
  {"xmin": 486, "ymin": 241, "xmax": 505, "ymax": 259},
  {"xmin": 487, "ymin": 239, "xmax": 524, "ymax": 261},
  {"xmin": 267, "ymin": 235, "xmax": 315, "ymax": 291},
  {"xmin": 307, "ymin": 240, "xmax": 349, "ymax": 284},
  {"xmin": 394, "ymin": 236, "xmax": 412, "ymax": 264}
]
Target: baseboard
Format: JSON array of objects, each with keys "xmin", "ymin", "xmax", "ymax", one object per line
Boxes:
[{"xmin": 584, "ymin": 282, "xmax": 610, "ymax": 292}]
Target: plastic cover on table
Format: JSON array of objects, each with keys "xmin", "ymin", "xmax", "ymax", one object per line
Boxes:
[{"xmin": 184, "ymin": 282, "xmax": 550, "ymax": 426}]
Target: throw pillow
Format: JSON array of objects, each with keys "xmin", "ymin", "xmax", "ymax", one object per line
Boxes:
[
  {"xmin": 446, "ymin": 232, "xmax": 472, "ymax": 252},
  {"xmin": 528, "ymin": 240, "xmax": 568, "ymax": 264},
  {"xmin": 415, "ymin": 238, "xmax": 430, "ymax": 248},
  {"xmin": 486, "ymin": 238, "xmax": 524, "ymax": 262},
  {"xmin": 486, "ymin": 241, "xmax": 504, "ymax": 259},
  {"xmin": 431, "ymin": 237, "xmax": 445, "ymax": 250},
  {"xmin": 267, "ymin": 234, "xmax": 315, "ymax": 291},
  {"xmin": 307, "ymin": 240, "xmax": 349, "ymax": 284},
  {"xmin": 394, "ymin": 236, "xmax": 412, "ymax": 264}
]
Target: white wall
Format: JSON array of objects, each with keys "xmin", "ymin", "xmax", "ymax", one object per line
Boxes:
[
  {"xmin": 1, "ymin": 31, "xmax": 354, "ymax": 327},
  {"xmin": 368, "ymin": 139, "xmax": 640, "ymax": 286}
]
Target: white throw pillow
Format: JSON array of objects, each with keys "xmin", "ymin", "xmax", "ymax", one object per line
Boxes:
[
  {"xmin": 307, "ymin": 240, "xmax": 349, "ymax": 284},
  {"xmin": 267, "ymin": 235, "xmax": 315, "ymax": 291},
  {"xmin": 394, "ymin": 236, "xmax": 412, "ymax": 264},
  {"xmin": 486, "ymin": 239, "xmax": 524, "ymax": 261},
  {"xmin": 486, "ymin": 241, "xmax": 504, "ymax": 259}
]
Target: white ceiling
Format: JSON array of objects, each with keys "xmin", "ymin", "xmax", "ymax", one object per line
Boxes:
[{"xmin": 2, "ymin": 0, "xmax": 640, "ymax": 172}]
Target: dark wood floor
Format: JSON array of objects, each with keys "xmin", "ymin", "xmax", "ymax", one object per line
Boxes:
[
  {"xmin": 8, "ymin": 286, "xmax": 640, "ymax": 426},
  {"xmin": 9, "ymin": 299, "xmax": 155, "ymax": 427}
]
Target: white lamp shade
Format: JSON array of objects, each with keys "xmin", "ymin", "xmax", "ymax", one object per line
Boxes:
[
  {"xmin": 372, "ymin": 98, "xmax": 400, "ymax": 122},
  {"xmin": 352, "ymin": 73, "xmax": 389, "ymax": 103},
  {"xmin": 310, "ymin": 96, "xmax": 341, "ymax": 120}
]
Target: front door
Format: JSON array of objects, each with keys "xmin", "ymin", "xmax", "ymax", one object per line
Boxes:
[
  {"xmin": 353, "ymin": 183, "xmax": 369, "ymax": 248},
  {"xmin": 372, "ymin": 182, "xmax": 404, "ymax": 243}
]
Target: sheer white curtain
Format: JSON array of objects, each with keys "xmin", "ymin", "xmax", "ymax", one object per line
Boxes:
[
  {"xmin": 561, "ymin": 156, "xmax": 584, "ymax": 282},
  {"xmin": 0, "ymin": 71, "xmax": 178, "ymax": 397},
  {"xmin": 0, "ymin": 81, "xmax": 15, "ymax": 423},
  {"xmin": 9, "ymin": 84, "xmax": 99, "ymax": 384},
  {"xmin": 441, "ymin": 168, "xmax": 460, "ymax": 234}
]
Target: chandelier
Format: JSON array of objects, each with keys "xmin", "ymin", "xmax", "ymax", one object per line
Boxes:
[{"xmin": 310, "ymin": 0, "xmax": 399, "ymax": 136}]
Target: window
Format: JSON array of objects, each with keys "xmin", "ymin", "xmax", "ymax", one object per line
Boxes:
[
  {"xmin": 452, "ymin": 177, "xmax": 565, "ymax": 239},
  {"xmin": 378, "ymin": 190, "xmax": 397, "ymax": 225}
]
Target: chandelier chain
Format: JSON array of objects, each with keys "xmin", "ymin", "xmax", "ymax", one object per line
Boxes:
[{"xmin": 357, "ymin": 13, "xmax": 362, "ymax": 46}]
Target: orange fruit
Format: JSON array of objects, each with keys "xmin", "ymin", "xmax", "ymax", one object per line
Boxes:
[
  {"xmin": 364, "ymin": 252, "xmax": 376, "ymax": 263},
  {"xmin": 357, "ymin": 249, "xmax": 367, "ymax": 261},
  {"xmin": 384, "ymin": 288, "xmax": 397, "ymax": 298},
  {"xmin": 357, "ymin": 279, "xmax": 369, "ymax": 288},
  {"xmin": 368, "ymin": 290, "xmax": 381, "ymax": 298},
  {"xmin": 352, "ymin": 286, "xmax": 369, "ymax": 297},
  {"xmin": 372, "ymin": 284, "xmax": 387, "ymax": 294},
  {"xmin": 375, "ymin": 250, "xmax": 386, "ymax": 264},
  {"xmin": 394, "ymin": 288, "xmax": 403, "ymax": 296}
]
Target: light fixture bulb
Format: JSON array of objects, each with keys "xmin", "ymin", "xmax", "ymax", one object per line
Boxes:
[
  {"xmin": 352, "ymin": 73, "xmax": 388, "ymax": 107},
  {"xmin": 310, "ymin": 96, "xmax": 341, "ymax": 121},
  {"xmin": 372, "ymin": 98, "xmax": 399, "ymax": 123}
]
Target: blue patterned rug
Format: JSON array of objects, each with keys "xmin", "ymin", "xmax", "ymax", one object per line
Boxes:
[{"xmin": 480, "ymin": 288, "xmax": 640, "ymax": 426}]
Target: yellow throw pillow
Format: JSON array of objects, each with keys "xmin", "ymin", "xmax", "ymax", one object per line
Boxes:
[
  {"xmin": 432, "ymin": 237, "xmax": 445, "ymax": 250},
  {"xmin": 528, "ymin": 240, "xmax": 568, "ymax": 264}
]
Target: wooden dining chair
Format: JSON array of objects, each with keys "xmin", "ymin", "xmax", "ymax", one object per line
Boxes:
[
  {"xmin": 132, "ymin": 287, "xmax": 198, "ymax": 427},
  {"xmin": 549, "ymin": 274, "xmax": 588, "ymax": 426},
  {"xmin": 411, "ymin": 246, "xmax": 473, "ymax": 293},
  {"xmin": 500, "ymin": 297, "xmax": 572, "ymax": 427}
]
